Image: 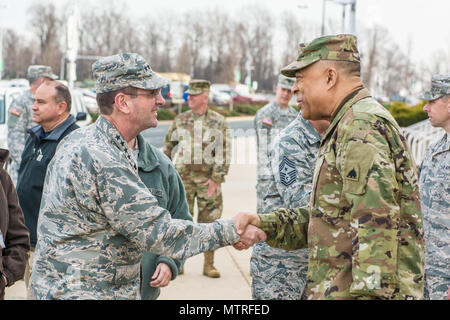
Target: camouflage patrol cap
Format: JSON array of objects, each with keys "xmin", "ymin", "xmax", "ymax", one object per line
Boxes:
[
  {"xmin": 92, "ymin": 53, "xmax": 169, "ymax": 94},
  {"xmin": 185, "ymin": 79, "xmax": 211, "ymax": 95},
  {"xmin": 27, "ymin": 65, "xmax": 58, "ymax": 80},
  {"xmin": 419, "ymin": 74, "xmax": 450, "ymax": 101},
  {"xmin": 281, "ymin": 34, "xmax": 360, "ymax": 77},
  {"xmin": 277, "ymin": 74, "xmax": 295, "ymax": 90}
]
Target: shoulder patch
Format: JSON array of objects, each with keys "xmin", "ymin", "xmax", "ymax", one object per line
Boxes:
[
  {"xmin": 262, "ymin": 117, "xmax": 273, "ymax": 127},
  {"xmin": 345, "ymin": 165, "xmax": 359, "ymax": 181},
  {"xmin": 9, "ymin": 106, "xmax": 23, "ymax": 117},
  {"xmin": 279, "ymin": 156, "xmax": 297, "ymax": 187}
]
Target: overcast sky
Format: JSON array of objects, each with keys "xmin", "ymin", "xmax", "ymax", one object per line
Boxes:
[{"xmin": 1, "ymin": 0, "xmax": 449, "ymax": 67}]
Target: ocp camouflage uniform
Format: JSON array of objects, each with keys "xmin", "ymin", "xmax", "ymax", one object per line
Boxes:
[
  {"xmin": 6, "ymin": 90, "xmax": 35, "ymax": 185},
  {"xmin": 30, "ymin": 116, "xmax": 239, "ymax": 299},
  {"xmin": 164, "ymin": 109, "xmax": 231, "ymax": 223},
  {"xmin": 258, "ymin": 35, "xmax": 425, "ymax": 300},
  {"xmin": 418, "ymin": 75, "xmax": 450, "ymax": 300},
  {"xmin": 254, "ymin": 94, "xmax": 297, "ymax": 212},
  {"xmin": 251, "ymin": 113, "xmax": 321, "ymax": 300}
]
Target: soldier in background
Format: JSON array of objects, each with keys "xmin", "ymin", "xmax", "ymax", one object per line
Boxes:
[
  {"xmin": 418, "ymin": 74, "xmax": 450, "ymax": 300},
  {"xmin": 234, "ymin": 34, "xmax": 425, "ymax": 300},
  {"xmin": 251, "ymin": 109, "xmax": 329, "ymax": 300},
  {"xmin": 30, "ymin": 53, "xmax": 265, "ymax": 299},
  {"xmin": 253, "ymin": 75, "xmax": 297, "ymax": 212},
  {"xmin": 16, "ymin": 81, "xmax": 79, "ymax": 299},
  {"xmin": 164, "ymin": 80, "xmax": 231, "ymax": 278},
  {"xmin": 6, "ymin": 65, "xmax": 58, "ymax": 185}
]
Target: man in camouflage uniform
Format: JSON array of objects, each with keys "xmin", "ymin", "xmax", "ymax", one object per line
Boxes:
[
  {"xmin": 418, "ymin": 74, "xmax": 450, "ymax": 300},
  {"xmin": 235, "ymin": 35, "xmax": 425, "ymax": 300},
  {"xmin": 251, "ymin": 110, "xmax": 329, "ymax": 300},
  {"xmin": 253, "ymin": 74, "xmax": 297, "ymax": 212},
  {"xmin": 164, "ymin": 79, "xmax": 232, "ymax": 278},
  {"xmin": 30, "ymin": 53, "xmax": 265, "ymax": 299},
  {"xmin": 7, "ymin": 65, "xmax": 58, "ymax": 185}
]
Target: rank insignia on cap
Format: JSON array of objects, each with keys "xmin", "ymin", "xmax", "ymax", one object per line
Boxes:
[
  {"xmin": 262, "ymin": 117, "xmax": 273, "ymax": 127},
  {"xmin": 346, "ymin": 166, "xmax": 359, "ymax": 181},
  {"xmin": 279, "ymin": 156, "xmax": 297, "ymax": 187}
]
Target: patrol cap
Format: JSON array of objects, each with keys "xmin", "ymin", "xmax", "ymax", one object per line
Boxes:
[
  {"xmin": 281, "ymin": 34, "xmax": 361, "ymax": 77},
  {"xmin": 92, "ymin": 52, "xmax": 169, "ymax": 94},
  {"xmin": 185, "ymin": 79, "xmax": 211, "ymax": 96},
  {"xmin": 27, "ymin": 65, "xmax": 58, "ymax": 80},
  {"xmin": 419, "ymin": 74, "xmax": 450, "ymax": 101},
  {"xmin": 277, "ymin": 74, "xmax": 295, "ymax": 90}
]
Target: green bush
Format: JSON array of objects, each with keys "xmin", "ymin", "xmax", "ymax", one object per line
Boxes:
[
  {"xmin": 157, "ymin": 109, "xmax": 176, "ymax": 120},
  {"xmin": 210, "ymin": 106, "xmax": 241, "ymax": 117},
  {"xmin": 387, "ymin": 101, "xmax": 427, "ymax": 127},
  {"xmin": 234, "ymin": 105, "xmax": 259, "ymax": 115}
]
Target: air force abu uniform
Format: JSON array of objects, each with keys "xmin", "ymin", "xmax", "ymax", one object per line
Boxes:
[
  {"xmin": 251, "ymin": 113, "xmax": 321, "ymax": 299},
  {"xmin": 253, "ymin": 75, "xmax": 298, "ymax": 212},
  {"xmin": 418, "ymin": 74, "xmax": 450, "ymax": 300},
  {"xmin": 30, "ymin": 53, "xmax": 240, "ymax": 299}
]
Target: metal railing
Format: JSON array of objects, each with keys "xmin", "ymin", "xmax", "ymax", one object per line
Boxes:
[{"xmin": 401, "ymin": 120, "xmax": 445, "ymax": 165}]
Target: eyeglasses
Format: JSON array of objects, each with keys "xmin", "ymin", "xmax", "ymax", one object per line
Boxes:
[{"xmin": 123, "ymin": 89, "xmax": 161, "ymax": 99}]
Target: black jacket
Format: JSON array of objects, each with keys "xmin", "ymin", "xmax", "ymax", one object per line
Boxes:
[
  {"xmin": 16, "ymin": 115, "xmax": 79, "ymax": 247},
  {"xmin": 0, "ymin": 149, "xmax": 30, "ymax": 299}
]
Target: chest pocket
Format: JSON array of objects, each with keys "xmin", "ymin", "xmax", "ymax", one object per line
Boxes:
[{"xmin": 342, "ymin": 140, "xmax": 376, "ymax": 195}]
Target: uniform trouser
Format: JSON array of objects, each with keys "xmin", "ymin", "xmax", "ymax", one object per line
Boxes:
[
  {"xmin": 24, "ymin": 247, "xmax": 35, "ymax": 300},
  {"xmin": 424, "ymin": 274, "xmax": 450, "ymax": 300},
  {"xmin": 182, "ymin": 176, "xmax": 223, "ymax": 223},
  {"xmin": 250, "ymin": 242, "xmax": 308, "ymax": 300}
]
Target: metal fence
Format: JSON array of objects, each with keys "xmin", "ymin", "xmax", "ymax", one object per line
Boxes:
[{"xmin": 401, "ymin": 120, "xmax": 445, "ymax": 165}]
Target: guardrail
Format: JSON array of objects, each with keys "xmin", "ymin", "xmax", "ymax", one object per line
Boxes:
[{"xmin": 401, "ymin": 120, "xmax": 445, "ymax": 165}]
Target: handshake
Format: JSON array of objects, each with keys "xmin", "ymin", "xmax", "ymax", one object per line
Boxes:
[{"xmin": 232, "ymin": 212, "xmax": 266, "ymax": 250}]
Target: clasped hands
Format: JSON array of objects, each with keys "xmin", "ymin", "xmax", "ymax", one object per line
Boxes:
[{"xmin": 232, "ymin": 212, "xmax": 265, "ymax": 250}]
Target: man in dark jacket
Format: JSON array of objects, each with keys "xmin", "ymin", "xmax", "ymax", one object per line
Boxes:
[
  {"xmin": 136, "ymin": 134, "xmax": 193, "ymax": 300},
  {"xmin": 0, "ymin": 148, "xmax": 30, "ymax": 300},
  {"xmin": 16, "ymin": 81, "xmax": 79, "ymax": 299}
]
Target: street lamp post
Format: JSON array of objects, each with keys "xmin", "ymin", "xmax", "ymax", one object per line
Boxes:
[{"xmin": 322, "ymin": 0, "xmax": 357, "ymax": 35}]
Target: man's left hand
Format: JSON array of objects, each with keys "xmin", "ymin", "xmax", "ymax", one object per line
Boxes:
[
  {"xmin": 204, "ymin": 179, "xmax": 220, "ymax": 198},
  {"xmin": 150, "ymin": 263, "xmax": 172, "ymax": 288}
]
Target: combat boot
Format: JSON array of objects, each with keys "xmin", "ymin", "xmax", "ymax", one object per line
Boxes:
[{"xmin": 203, "ymin": 251, "xmax": 220, "ymax": 278}]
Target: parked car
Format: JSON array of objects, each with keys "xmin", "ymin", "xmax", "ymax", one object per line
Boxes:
[
  {"xmin": 211, "ymin": 83, "xmax": 269, "ymax": 105},
  {"xmin": 210, "ymin": 87, "xmax": 231, "ymax": 105}
]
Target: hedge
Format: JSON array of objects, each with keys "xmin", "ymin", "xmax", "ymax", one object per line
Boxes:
[{"xmin": 386, "ymin": 101, "xmax": 428, "ymax": 127}]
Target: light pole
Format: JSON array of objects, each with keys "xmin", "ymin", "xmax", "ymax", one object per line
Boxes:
[{"xmin": 322, "ymin": 0, "xmax": 357, "ymax": 35}]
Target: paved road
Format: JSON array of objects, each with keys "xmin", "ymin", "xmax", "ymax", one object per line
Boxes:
[{"xmin": 142, "ymin": 116, "xmax": 254, "ymax": 148}]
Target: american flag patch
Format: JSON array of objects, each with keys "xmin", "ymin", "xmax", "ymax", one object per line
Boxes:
[
  {"xmin": 10, "ymin": 107, "xmax": 22, "ymax": 117},
  {"xmin": 262, "ymin": 117, "xmax": 273, "ymax": 126}
]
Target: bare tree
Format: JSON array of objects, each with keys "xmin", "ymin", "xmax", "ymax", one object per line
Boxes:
[
  {"xmin": 280, "ymin": 11, "xmax": 303, "ymax": 67},
  {"xmin": 27, "ymin": 2, "xmax": 63, "ymax": 74},
  {"xmin": 2, "ymin": 29, "xmax": 36, "ymax": 78}
]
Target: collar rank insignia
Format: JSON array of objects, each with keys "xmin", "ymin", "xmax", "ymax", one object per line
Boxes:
[
  {"xmin": 346, "ymin": 167, "xmax": 358, "ymax": 181},
  {"xmin": 279, "ymin": 156, "xmax": 297, "ymax": 187}
]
